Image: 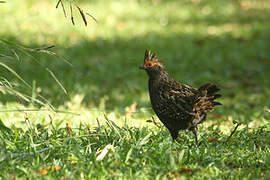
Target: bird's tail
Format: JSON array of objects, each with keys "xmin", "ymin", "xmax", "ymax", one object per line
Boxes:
[
  {"xmin": 198, "ymin": 83, "xmax": 222, "ymax": 106},
  {"xmin": 192, "ymin": 83, "xmax": 222, "ymax": 119}
]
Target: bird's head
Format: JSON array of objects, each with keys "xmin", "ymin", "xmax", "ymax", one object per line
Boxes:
[{"xmin": 139, "ymin": 49, "xmax": 167, "ymax": 78}]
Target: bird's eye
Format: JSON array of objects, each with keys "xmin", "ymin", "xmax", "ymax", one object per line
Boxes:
[{"xmin": 147, "ymin": 63, "xmax": 152, "ymax": 67}]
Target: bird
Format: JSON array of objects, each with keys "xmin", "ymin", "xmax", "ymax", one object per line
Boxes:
[{"xmin": 139, "ymin": 50, "xmax": 222, "ymax": 145}]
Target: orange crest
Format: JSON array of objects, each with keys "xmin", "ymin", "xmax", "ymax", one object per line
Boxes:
[{"xmin": 144, "ymin": 49, "xmax": 163, "ymax": 68}]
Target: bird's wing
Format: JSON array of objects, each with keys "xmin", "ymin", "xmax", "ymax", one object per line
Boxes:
[{"xmin": 161, "ymin": 80, "xmax": 198, "ymax": 113}]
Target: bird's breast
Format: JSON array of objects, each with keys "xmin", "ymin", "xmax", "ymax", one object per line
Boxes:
[{"xmin": 148, "ymin": 79, "xmax": 169, "ymax": 116}]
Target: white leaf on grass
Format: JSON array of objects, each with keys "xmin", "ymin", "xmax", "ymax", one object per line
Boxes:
[
  {"xmin": 138, "ymin": 132, "xmax": 152, "ymax": 146},
  {"xmin": 96, "ymin": 144, "xmax": 115, "ymax": 161}
]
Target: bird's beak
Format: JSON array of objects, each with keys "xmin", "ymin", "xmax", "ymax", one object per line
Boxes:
[{"xmin": 139, "ymin": 65, "xmax": 146, "ymax": 70}]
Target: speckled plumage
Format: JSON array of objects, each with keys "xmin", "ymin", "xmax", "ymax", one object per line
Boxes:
[{"xmin": 140, "ymin": 50, "xmax": 222, "ymax": 144}]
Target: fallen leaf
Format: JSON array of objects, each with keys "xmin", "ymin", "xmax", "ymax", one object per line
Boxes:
[
  {"xmin": 9, "ymin": 174, "xmax": 15, "ymax": 179},
  {"xmin": 207, "ymin": 137, "xmax": 221, "ymax": 143},
  {"xmin": 41, "ymin": 168, "xmax": 48, "ymax": 176},
  {"xmin": 37, "ymin": 165, "xmax": 61, "ymax": 175},
  {"xmin": 180, "ymin": 167, "xmax": 193, "ymax": 173},
  {"xmin": 52, "ymin": 165, "xmax": 61, "ymax": 171},
  {"xmin": 96, "ymin": 144, "xmax": 115, "ymax": 161}
]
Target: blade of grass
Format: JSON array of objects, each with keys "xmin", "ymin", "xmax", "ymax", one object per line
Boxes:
[
  {"xmin": 0, "ymin": 84, "xmax": 55, "ymax": 109},
  {"xmin": 0, "ymin": 108, "xmax": 80, "ymax": 115},
  {"xmin": 0, "ymin": 86, "xmax": 30, "ymax": 102},
  {"xmin": 1, "ymin": 39, "xmax": 72, "ymax": 66},
  {"xmin": 86, "ymin": 13, "xmax": 98, "ymax": 23},
  {"xmin": 46, "ymin": 68, "xmax": 68, "ymax": 95},
  {"xmin": 61, "ymin": 0, "xmax": 67, "ymax": 18},
  {"xmin": 76, "ymin": 5, "xmax": 87, "ymax": 26},
  {"xmin": 0, "ymin": 53, "xmax": 13, "ymax": 59},
  {"xmin": 104, "ymin": 114, "xmax": 122, "ymax": 139},
  {"xmin": 35, "ymin": 45, "xmax": 55, "ymax": 52},
  {"xmin": 55, "ymin": 0, "xmax": 61, "ymax": 8},
  {"xmin": 70, "ymin": 3, "xmax": 75, "ymax": 25},
  {"xmin": 0, "ymin": 62, "xmax": 31, "ymax": 88},
  {"xmin": 125, "ymin": 146, "xmax": 133, "ymax": 163},
  {"xmin": 11, "ymin": 49, "xmax": 21, "ymax": 62}
]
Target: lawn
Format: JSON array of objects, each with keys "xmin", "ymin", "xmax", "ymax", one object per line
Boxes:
[{"xmin": 0, "ymin": 0, "xmax": 270, "ymax": 179}]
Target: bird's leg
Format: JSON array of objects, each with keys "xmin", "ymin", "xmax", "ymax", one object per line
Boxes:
[
  {"xmin": 191, "ymin": 127, "xmax": 198, "ymax": 146},
  {"xmin": 169, "ymin": 129, "xmax": 179, "ymax": 142}
]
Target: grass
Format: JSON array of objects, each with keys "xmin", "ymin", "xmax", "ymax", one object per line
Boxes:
[
  {"xmin": 0, "ymin": 0, "xmax": 270, "ymax": 179},
  {"xmin": 0, "ymin": 117, "xmax": 269, "ymax": 179}
]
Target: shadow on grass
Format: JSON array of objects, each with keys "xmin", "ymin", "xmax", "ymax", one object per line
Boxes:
[{"xmin": 0, "ymin": 1, "xmax": 270, "ymax": 118}]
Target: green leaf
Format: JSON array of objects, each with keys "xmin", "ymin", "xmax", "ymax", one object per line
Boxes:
[{"xmin": 125, "ymin": 146, "xmax": 133, "ymax": 163}]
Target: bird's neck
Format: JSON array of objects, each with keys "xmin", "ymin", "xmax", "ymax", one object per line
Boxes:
[
  {"xmin": 148, "ymin": 72, "xmax": 169, "ymax": 90},
  {"xmin": 148, "ymin": 71, "xmax": 169, "ymax": 81}
]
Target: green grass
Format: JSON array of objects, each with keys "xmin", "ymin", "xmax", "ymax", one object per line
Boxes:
[
  {"xmin": 0, "ymin": 117, "xmax": 270, "ymax": 179},
  {"xmin": 0, "ymin": 0, "xmax": 270, "ymax": 179}
]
